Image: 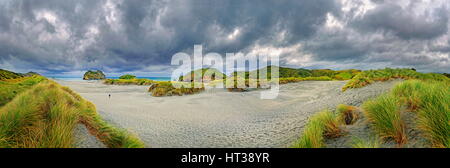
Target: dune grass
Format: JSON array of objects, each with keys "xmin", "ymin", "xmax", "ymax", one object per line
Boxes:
[
  {"xmin": 292, "ymin": 110, "xmax": 343, "ymax": 148},
  {"xmin": 336, "ymin": 104, "xmax": 359, "ymax": 125},
  {"xmin": 342, "ymin": 68, "xmax": 449, "ymax": 91},
  {"xmin": 278, "ymin": 76, "xmax": 332, "ymax": 84},
  {"xmin": 104, "ymin": 78, "xmax": 157, "ymax": 85},
  {"xmin": 0, "ymin": 81, "xmax": 145, "ymax": 148},
  {"xmin": 0, "ymin": 75, "xmax": 47, "ymax": 106},
  {"xmin": 362, "ymin": 94, "xmax": 407, "ymax": 145},
  {"xmin": 391, "ymin": 80, "xmax": 449, "ymax": 148},
  {"xmin": 148, "ymin": 81, "xmax": 205, "ymax": 97},
  {"xmin": 351, "ymin": 137, "xmax": 380, "ymax": 148}
]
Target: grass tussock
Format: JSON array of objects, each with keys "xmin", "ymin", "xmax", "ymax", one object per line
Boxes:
[
  {"xmin": 148, "ymin": 81, "xmax": 205, "ymax": 97},
  {"xmin": 343, "ymin": 68, "xmax": 449, "ymax": 91},
  {"xmin": 0, "ymin": 81, "xmax": 145, "ymax": 148},
  {"xmin": 390, "ymin": 80, "xmax": 449, "ymax": 147},
  {"xmin": 336, "ymin": 104, "xmax": 359, "ymax": 125},
  {"xmin": 362, "ymin": 94, "xmax": 407, "ymax": 145},
  {"xmin": 292, "ymin": 110, "xmax": 343, "ymax": 148}
]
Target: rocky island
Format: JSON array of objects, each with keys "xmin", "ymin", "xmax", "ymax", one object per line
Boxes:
[{"xmin": 83, "ymin": 70, "xmax": 106, "ymax": 80}]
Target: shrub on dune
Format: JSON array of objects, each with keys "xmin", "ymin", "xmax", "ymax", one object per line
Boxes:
[
  {"xmin": 362, "ymin": 94, "xmax": 407, "ymax": 145},
  {"xmin": 292, "ymin": 110, "xmax": 343, "ymax": 148}
]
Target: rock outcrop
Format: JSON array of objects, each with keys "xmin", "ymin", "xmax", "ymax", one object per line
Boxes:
[{"xmin": 83, "ymin": 70, "xmax": 106, "ymax": 80}]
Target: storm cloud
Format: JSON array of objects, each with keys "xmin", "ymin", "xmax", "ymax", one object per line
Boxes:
[{"xmin": 0, "ymin": 0, "xmax": 449, "ymax": 76}]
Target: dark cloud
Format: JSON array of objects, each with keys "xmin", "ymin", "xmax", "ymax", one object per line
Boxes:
[
  {"xmin": 353, "ymin": 3, "xmax": 448, "ymax": 40},
  {"xmin": 0, "ymin": 0, "xmax": 449, "ymax": 76}
]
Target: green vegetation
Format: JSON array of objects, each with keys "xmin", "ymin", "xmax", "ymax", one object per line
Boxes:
[
  {"xmin": 104, "ymin": 78, "xmax": 156, "ymax": 85},
  {"xmin": 362, "ymin": 94, "xmax": 407, "ymax": 145},
  {"xmin": 180, "ymin": 68, "xmax": 226, "ymax": 82},
  {"xmin": 443, "ymin": 73, "xmax": 450, "ymax": 78},
  {"xmin": 236, "ymin": 66, "xmax": 360, "ymax": 80},
  {"xmin": 0, "ymin": 81, "xmax": 145, "ymax": 148},
  {"xmin": 278, "ymin": 76, "xmax": 332, "ymax": 84},
  {"xmin": 0, "ymin": 69, "xmax": 23, "ymax": 80},
  {"xmin": 83, "ymin": 70, "xmax": 106, "ymax": 80},
  {"xmin": 292, "ymin": 109, "xmax": 343, "ymax": 148},
  {"xmin": 119, "ymin": 74, "xmax": 136, "ymax": 79},
  {"xmin": 391, "ymin": 80, "xmax": 449, "ymax": 148},
  {"xmin": 342, "ymin": 68, "xmax": 449, "ymax": 91},
  {"xmin": 0, "ymin": 75, "xmax": 47, "ymax": 106},
  {"xmin": 336, "ymin": 104, "xmax": 359, "ymax": 125},
  {"xmin": 351, "ymin": 137, "xmax": 380, "ymax": 148},
  {"xmin": 148, "ymin": 81, "xmax": 205, "ymax": 97}
]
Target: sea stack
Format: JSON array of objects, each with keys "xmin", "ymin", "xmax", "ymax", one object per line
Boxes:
[{"xmin": 83, "ymin": 70, "xmax": 106, "ymax": 80}]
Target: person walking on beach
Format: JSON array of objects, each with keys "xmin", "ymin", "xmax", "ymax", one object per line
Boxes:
[{"xmin": 108, "ymin": 94, "xmax": 111, "ymax": 99}]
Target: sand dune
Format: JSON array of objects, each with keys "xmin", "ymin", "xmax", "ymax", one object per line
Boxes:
[{"xmin": 57, "ymin": 80, "xmax": 400, "ymax": 148}]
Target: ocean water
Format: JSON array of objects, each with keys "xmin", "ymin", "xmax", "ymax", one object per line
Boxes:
[{"xmin": 49, "ymin": 76, "xmax": 171, "ymax": 81}]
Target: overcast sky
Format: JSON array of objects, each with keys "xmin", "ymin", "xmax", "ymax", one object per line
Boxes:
[{"xmin": 0, "ymin": 0, "xmax": 449, "ymax": 77}]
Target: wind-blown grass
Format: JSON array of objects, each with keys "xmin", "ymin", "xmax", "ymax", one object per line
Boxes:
[
  {"xmin": 362, "ymin": 94, "xmax": 407, "ymax": 145},
  {"xmin": 343, "ymin": 68, "xmax": 449, "ymax": 91},
  {"xmin": 390, "ymin": 80, "xmax": 449, "ymax": 147},
  {"xmin": 292, "ymin": 110, "xmax": 342, "ymax": 148},
  {"xmin": 0, "ymin": 81, "xmax": 145, "ymax": 148},
  {"xmin": 0, "ymin": 75, "xmax": 47, "ymax": 106}
]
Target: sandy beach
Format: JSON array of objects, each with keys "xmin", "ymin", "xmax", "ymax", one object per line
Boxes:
[{"xmin": 57, "ymin": 80, "xmax": 400, "ymax": 148}]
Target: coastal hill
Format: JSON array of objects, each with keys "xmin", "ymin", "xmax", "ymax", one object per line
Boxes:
[
  {"xmin": 83, "ymin": 70, "xmax": 106, "ymax": 80},
  {"xmin": 0, "ymin": 69, "xmax": 23, "ymax": 80},
  {"xmin": 232, "ymin": 66, "xmax": 361, "ymax": 80}
]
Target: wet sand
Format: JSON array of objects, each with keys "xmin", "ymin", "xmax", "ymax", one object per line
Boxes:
[{"xmin": 58, "ymin": 80, "xmax": 400, "ymax": 148}]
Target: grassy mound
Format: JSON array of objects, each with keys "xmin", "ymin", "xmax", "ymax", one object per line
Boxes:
[
  {"xmin": 342, "ymin": 68, "xmax": 449, "ymax": 91},
  {"xmin": 104, "ymin": 78, "xmax": 156, "ymax": 85},
  {"xmin": 180, "ymin": 68, "xmax": 226, "ymax": 82},
  {"xmin": 148, "ymin": 82, "xmax": 205, "ymax": 97},
  {"xmin": 0, "ymin": 80, "xmax": 145, "ymax": 148}
]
